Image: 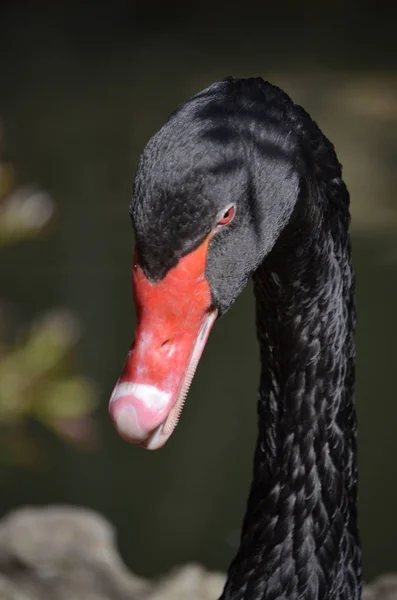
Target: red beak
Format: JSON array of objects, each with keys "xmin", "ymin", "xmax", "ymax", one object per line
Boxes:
[{"xmin": 109, "ymin": 236, "xmax": 217, "ymax": 449}]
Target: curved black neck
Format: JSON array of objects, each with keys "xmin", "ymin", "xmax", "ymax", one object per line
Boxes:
[{"xmin": 221, "ymin": 196, "xmax": 361, "ymax": 600}]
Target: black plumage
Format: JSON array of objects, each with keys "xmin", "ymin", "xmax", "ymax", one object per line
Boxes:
[{"xmin": 130, "ymin": 77, "xmax": 361, "ymax": 600}]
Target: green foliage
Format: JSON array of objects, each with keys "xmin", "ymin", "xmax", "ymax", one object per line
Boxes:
[{"xmin": 0, "ymin": 135, "xmax": 98, "ymax": 466}]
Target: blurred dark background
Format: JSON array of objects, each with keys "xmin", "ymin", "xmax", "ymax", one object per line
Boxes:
[{"xmin": 0, "ymin": 0, "xmax": 396, "ymax": 584}]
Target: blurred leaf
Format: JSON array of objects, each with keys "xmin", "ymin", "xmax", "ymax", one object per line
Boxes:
[
  {"xmin": 0, "ymin": 312, "xmax": 83, "ymax": 423},
  {"xmin": 34, "ymin": 377, "xmax": 97, "ymax": 422},
  {"xmin": 0, "ymin": 145, "xmax": 99, "ymax": 466},
  {"xmin": 0, "ymin": 187, "xmax": 54, "ymax": 246},
  {"xmin": 50, "ymin": 415, "xmax": 99, "ymax": 451},
  {"xmin": 19, "ymin": 311, "xmax": 80, "ymax": 377}
]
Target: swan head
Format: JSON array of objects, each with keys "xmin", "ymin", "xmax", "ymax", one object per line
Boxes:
[{"xmin": 109, "ymin": 77, "xmax": 301, "ymax": 449}]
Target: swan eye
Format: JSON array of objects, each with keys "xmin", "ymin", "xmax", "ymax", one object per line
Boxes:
[{"xmin": 217, "ymin": 206, "xmax": 235, "ymax": 227}]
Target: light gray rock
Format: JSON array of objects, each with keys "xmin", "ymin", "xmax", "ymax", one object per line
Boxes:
[
  {"xmin": 363, "ymin": 575, "xmax": 397, "ymax": 600},
  {"xmin": 0, "ymin": 506, "xmax": 150, "ymax": 600},
  {"xmin": 147, "ymin": 564, "xmax": 225, "ymax": 600},
  {"xmin": 0, "ymin": 506, "xmax": 395, "ymax": 600}
]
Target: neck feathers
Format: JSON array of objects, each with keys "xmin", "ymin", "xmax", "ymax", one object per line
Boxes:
[{"xmin": 221, "ymin": 193, "xmax": 361, "ymax": 600}]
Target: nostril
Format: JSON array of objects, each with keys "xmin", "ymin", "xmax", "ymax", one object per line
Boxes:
[{"xmin": 161, "ymin": 339, "xmax": 170, "ymax": 348}]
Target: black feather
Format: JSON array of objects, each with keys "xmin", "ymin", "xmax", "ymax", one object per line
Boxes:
[{"xmin": 131, "ymin": 77, "xmax": 361, "ymax": 600}]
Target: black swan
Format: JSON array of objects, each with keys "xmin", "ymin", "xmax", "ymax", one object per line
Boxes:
[{"xmin": 109, "ymin": 77, "xmax": 361, "ymax": 600}]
